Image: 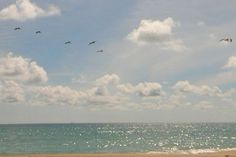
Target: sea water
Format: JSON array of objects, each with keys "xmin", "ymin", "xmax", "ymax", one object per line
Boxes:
[{"xmin": 0, "ymin": 123, "xmax": 236, "ymax": 154}]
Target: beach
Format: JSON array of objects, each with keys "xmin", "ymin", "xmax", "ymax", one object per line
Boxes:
[
  {"xmin": 1, "ymin": 0, "xmax": 236, "ymax": 156},
  {"xmin": 1, "ymin": 150, "xmax": 236, "ymax": 157}
]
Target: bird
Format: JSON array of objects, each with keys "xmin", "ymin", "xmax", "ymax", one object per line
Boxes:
[
  {"xmin": 88, "ymin": 41, "xmax": 96, "ymax": 45},
  {"xmin": 14, "ymin": 27, "xmax": 21, "ymax": 30},
  {"xmin": 35, "ymin": 31, "xmax": 41, "ymax": 34},
  {"xmin": 219, "ymin": 38, "xmax": 232, "ymax": 42},
  {"xmin": 65, "ymin": 41, "xmax": 72, "ymax": 44},
  {"xmin": 96, "ymin": 50, "xmax": 104, "ymax": 52}
]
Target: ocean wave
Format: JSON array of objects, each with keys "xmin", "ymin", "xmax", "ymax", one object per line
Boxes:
[{"xmin": 146, "ymin": 148, "xmax": 236, "ymax": 154}]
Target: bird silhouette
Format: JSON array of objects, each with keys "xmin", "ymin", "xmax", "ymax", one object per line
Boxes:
[
  {"xmin": 88, "ymin": 41, "xmax": 96, "ymax": 45},
  {"xmin": 96, "ymin": 50, "xmax": 104, "ymax": 52},
  {"xmin": 35, "ymin": 31, "xmax": 41, "ymax": 34},
  {"xmin": 14, "ymin": 27, "xmax": 21, "ymax": 30},
  {"xmin": 219, "ymin": 38, "xmax": 232, "ymax": 42},
  {"xmin": 65, "ymin": 41, "xmax": 72, "ymax": 44}
]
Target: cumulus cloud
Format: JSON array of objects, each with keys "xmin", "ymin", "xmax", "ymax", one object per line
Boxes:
[
  {"xmin": 165, "ymin": 93, "xmax": 188, "ymax": 108},
  {"xmin": 0, "ymin": 80, "xmax": 24, "ymax": 103},
  {"xmin": 17, "ymin": 74, "xmax": 236, "ymax": 110},
  {"xmin": 0, "ymin": 0, "xmax": 60, "ymax": 21},
  {"xmin": 29, "ymin": 85, "xmax": 86, "ymax": 106},
  {"xmin": 0, "ymin": 53, "xmax": 48, "ymax": 84},
  {"xmin": 117, "ymin": 82, "xmax": 164, "ymax": 97},
  {"xmin": 29, "ymin": 84, "xmax": 127, "ymax": 109},
  {"xmin": 223, "ymin": 56, "xmax": 236, "ymax": 69},
  {"xmin": 173, "ymin": 80, "xmax": 226, "ymax": 97},
  {"xmin": 127, "ymin": 17, "xmax": 186, "ymax": 51},
  {"xmin": 86, "ymin": 95, "xmax": 129, "ymax": 110},
  {"xmin": 0, "ymin": 58, "xmax": 235, "ymax": 110},
  {"xmin": 95, "ymin": 74, "xmax": 120, "ymax": 86}
]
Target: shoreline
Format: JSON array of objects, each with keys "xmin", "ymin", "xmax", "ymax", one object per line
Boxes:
[{"xmin": 1, "ymin": 150, "xmax": 236, "ymax": 157}]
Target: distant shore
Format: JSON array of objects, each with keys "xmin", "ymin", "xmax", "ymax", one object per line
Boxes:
[{"xmin": 1, "ymin": 150, "xmax": 236, "ymax": 157}]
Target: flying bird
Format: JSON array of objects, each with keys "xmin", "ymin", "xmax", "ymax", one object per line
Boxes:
[
  {"xmin": 96, "ymin": 50, "xmax": 104, "ymax": 52},
  {"xmin": 35, "ymin": 31, "xmax": 41, "ymax": 34},
  {"xmin": 14, "ymin": 27, "xmax": 21, "ymax": 30},
  {"xmin": 219, "ymin": 38, "xmax": 232, "ymax": 42},
  {"xmin": 88, "ymin": 41, "xmax": 96, "ymax": 45},
  {"xmin": 65, "ymin": 41, "xmax": 72, "ymax": 44}
]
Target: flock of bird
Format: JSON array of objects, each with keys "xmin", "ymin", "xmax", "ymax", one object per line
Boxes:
[
  {"xmin": 14, "ymin": 27, "xmax": 104, "ymax": 52},
  {"xmin": 14, "ymin": 26, "xmax": 232, "ymax": 51}
]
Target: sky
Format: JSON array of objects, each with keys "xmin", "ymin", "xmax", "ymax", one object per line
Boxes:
[{"xmin": 0, "ymin": 0, "xmax": 236, "ymax": 123}]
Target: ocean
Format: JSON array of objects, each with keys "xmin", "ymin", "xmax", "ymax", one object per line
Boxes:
[{"xmin": 0, "ymin": 123, "xmax": 236, "ymax": 154}]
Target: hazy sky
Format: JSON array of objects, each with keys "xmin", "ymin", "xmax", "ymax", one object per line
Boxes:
[{"xmin": 0, "ymin": 0, "xmax": 236, "ymax": 123}]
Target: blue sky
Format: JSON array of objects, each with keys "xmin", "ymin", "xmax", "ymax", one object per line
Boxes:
[{"xmin": 0, "ymin": 0, "xmax": 236, "ymax": 123}]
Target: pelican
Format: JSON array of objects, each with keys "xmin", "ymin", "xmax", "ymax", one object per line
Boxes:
[
  {"xmin": 96, "ymin": 50, "xmax": 104, "ymax": 52},
  {"xmin": 88, "ymin": 41, "xmax": 96, "ymax": 45},
  {"xmin": 36, "ymin": 31, "xmax": 41, "ymax": 34},
  {"xmin": 14, "ymin": 27, "xmax": 21, "ymax": 30},
  {"xmin": 219, "ymin": 38, "xmax": 232, "ymax": 42},
  {"xmin": 65, "ymin": 41, "xmax": 72, "ymax": 44}
]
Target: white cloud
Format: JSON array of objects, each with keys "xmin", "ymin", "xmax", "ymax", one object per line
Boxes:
[
  {"xmin": 173, "ymin": 80, "xmax": 226, "ymax": 97},
  {"xmin": 164, "ymin": 93, "xmax": 188, "ymax": 108},
  {"xmin": 127, "ymin": 17, "xmax": 186, "ymax": 51},
  {"xmin": 198, "ymin": 56, "xmax": 236, "ymax": 86},
  {"xmin": 117, "ymin": 82, "xmax": 164, "ymax": 97},
  {"xmin": 29, "ymin": 83, "xmax": 128, "ymax": 109},
  {"xmin": 85, "ymin": 95, "xmax": 129, "ymax": 110},
  {"xmin": 0, "ymin": 58, "xmax": 235, "ymax": 110},
  {"xmin": 29, "ymin": 85, "xmax": 86, "ymax": 106},
  {"xmin": 95, "ymin": 74, "xmax": 120, "ymax": 86},
  {"xmin": 0, "ymin": 53, "xmax": 48, "ymax": 84},
  {"xmin": 0, "ymin": 0, "xmax": 60, "ymax": 21},
  {"xmin": 134, "ymin": 82, "xmax": 164, "ymax": 97},
  {"xmin": 0, "ymin": 80, "xmax": 24, "ymax": 103},
  {"xmin": 116, "ymin": 83, "xmax": 134, "ymax": 93},
  {"xmin": 223, "ymin": 56, "xmax": 236, "ymax": 69}
]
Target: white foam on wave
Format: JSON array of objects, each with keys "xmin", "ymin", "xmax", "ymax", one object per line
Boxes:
[
  {"xmin": 188, "ymin": 149, "xmax": 219, "ymax": 154},
  {"xmin": 146, "ymin": 148, "xmax": 236, "ymax": 155}
]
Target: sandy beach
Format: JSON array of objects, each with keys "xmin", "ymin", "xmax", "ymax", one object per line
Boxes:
[{"xmin": 1, "ymin": 151, "xmax": 236, "ymax": 157}]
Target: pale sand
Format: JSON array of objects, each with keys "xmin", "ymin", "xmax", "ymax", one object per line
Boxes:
[{"xmin": 1, "ymin": 151, "xmax": 236, "ymax": 157}]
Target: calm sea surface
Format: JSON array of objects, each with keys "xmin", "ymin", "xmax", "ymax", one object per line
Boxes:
[{"xmin": 1, "ymin": 123, "xmax": 236, "ymax": 154}]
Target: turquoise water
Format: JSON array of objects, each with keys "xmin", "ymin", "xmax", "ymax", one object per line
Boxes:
[{"xmin": 1, "ymin": 123, "xmax": 236, "ymax": 154}]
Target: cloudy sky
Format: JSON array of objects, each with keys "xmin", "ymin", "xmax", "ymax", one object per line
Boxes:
[{"xmin": 0, "ymin": 0, "xmax": 236, "ymax": 123}]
